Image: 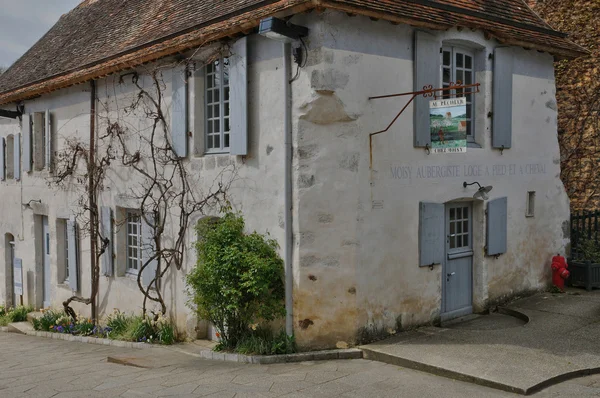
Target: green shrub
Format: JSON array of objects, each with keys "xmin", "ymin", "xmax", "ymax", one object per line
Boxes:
[
  {"xmin": 32, "ymin": 309, "xmax": 64, "ymax": 331},
  {"xmin": 234, "ymin": 328, "xmax": 296, "ymax": 355},
  {"xmin": 0, "ymin": 315, "xmax": 9, "ymax": 326},
  {"xmin": 106, "ymin": 311, "xmax": 176, "ymax": 345},
  {"xmin": 0, "ymin": 304, "xmax": 6, "ymax": 317},
  {"xmin": 9, "ymin": 305, "xmax": 33, "ymax": 322},
  {"xmin": 578, "ymin": 239, "xmax": 600, "ymax": 263},
  {"xmin": 186, "ymin": 211, "xmax": 286, "ymax": 350}
]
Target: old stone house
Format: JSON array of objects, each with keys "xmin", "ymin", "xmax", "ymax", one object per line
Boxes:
[
  {"xmin": 529, "ymin": 0, "xmax": 600, "ymax": 211},
  {"xmin": 0, "ymin": 0, "xmax": 585, "ymax": 349}
]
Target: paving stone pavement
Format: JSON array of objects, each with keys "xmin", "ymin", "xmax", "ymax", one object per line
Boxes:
[{"xmin": 1, "ymin": 333, "xmax": 600, "ymax": 397}]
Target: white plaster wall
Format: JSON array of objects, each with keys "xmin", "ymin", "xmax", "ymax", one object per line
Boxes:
[
  {"xmin": 289, "ymin": 11, "xmax": 569, "ymax": 349},
  {"xmin": 0, "ymin": 11, "xmax": 570, "ymax": 349},
  {"xmin": 0, "ymin": 36, "xmax": 287, "ymax": 338}
]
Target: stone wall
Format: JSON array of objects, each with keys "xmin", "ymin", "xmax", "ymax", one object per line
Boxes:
[{"xmin": 530, "ymin": 0, "xmax": 600, "ymax": 210}]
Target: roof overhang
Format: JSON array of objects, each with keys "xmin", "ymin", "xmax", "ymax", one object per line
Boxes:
[{"xmin": 0, "ymin": 0, "xmax": 588, "ymax": 106}]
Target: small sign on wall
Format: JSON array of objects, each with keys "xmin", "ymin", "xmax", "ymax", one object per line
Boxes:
[
  {"xmin": 14, "ymin": 258, "xmax": 23, "ymax": 296},
  {"xmin": 429, "ymin": 97, "xmax": 467, "ymax": 154}
]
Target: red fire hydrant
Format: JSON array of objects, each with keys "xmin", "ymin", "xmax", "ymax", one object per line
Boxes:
[{"xmin": 551, "ymin": 255, "xmax": 570, "ymax": 291}]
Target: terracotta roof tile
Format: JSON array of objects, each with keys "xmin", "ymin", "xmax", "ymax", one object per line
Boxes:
[{"xmin": 0, "ymin": 0, "xmax": 586, "ymax": 105}]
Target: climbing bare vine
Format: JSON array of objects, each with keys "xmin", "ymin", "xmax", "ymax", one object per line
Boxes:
[{"xmin": 50, "ymin": 56, "xmax": 235, "ymax": 321}]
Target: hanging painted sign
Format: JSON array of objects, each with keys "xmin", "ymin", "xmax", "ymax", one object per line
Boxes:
[
  {"xmin": 429, "ymin": 97, "xmax": 467, "ymax": 154},
  {"xmin": 14, "ymin": 258, "xmax": 23, "ymax": 296}
]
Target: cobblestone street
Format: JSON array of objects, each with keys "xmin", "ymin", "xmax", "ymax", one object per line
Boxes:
[{"xmin": 1, "ymin": 333, "xmax": 600, "ymax": 397}]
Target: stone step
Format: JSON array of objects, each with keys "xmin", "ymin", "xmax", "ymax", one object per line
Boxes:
[
  {"xmin": 7, "ymin": 321, "xmax": 35, "ymax": 335},
  {"xmin": 27, "ymin": 311, "xmax": 43, "ymax": 323}
]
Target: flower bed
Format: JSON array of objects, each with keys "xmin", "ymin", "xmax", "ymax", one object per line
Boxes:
[
  {"xmin": 0, "ymin": 305, "xmax": 34, "ymax": 326},
  {"xmin": 32, "ymin": 309, "xmax": 176, "ymax": 345}
]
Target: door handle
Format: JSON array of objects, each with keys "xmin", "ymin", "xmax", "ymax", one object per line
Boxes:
[{"xmin": 447, "ymin": 272, "xmax": 456, "ymax": 277}]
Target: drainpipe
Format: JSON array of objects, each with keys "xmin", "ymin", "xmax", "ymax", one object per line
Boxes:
[{"xmin": 283, "ymin": 42, "xmax": 293, "ymax": 337}]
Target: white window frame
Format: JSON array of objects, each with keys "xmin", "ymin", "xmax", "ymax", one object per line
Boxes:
[
  {"xmin": 526, "ymin": 191, "xmax": 536, "ymax": 218},
  {"xmin": 205, "ymin": 57, "xmax": 231, "ymax": 154},
  {"xmin": 126, "ymin": 211, "xmax": 142, "ymax": 274},
  {"xmin": 442, "ymin": 46, "xmax": 475, "ymax": 142}
]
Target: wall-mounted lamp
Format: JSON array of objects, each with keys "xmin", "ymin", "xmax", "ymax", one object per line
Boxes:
[
  {"xmin": 463, "ymin": 182, "xmax": 493, "ymax": 200},
  {"xmin": 258, "ymin": 17, "xmax": 308, "ymax": 43},
  {"xmin": 22, "ymin": 199, "xmax": 42, "ymax": 208}
]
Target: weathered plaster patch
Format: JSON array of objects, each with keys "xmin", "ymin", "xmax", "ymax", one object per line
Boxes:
[
  {"xmin": 300, "ymin": 255, "xmax": 318, "ymax": 267},
  {"xmin": 562, "ymin": 220, "xmax": 570, "ymax": 239},
  {"xmin": 298, "ymin": 174, "xmax": 315, "ymax": 188},
  {"xmin": 266, "ymin": 145, "xmax": 274, "ymax": 155},
  {"xmin": 298, "ymin": 144, "xmax": 319, "ymax": 160},
  {"xmin": 204, "ymin": 156, "xmax": 216, "ymax": 170},
  {"xmin": 299, "ymin": 92, "xmax": 356, "ymax": 125},
  {"xmin": 343, "ymin": 54, "xmax": 362, "ymax": 66},
  {"xmin": 342, "ymin": 239, "xmax": 359, "ymax": 247},
  {"xmin": 311, "ymin": 69, "xmax": 349, "ymax": 91},
  {"xmin": 308, "ymin": 275, "xmax": 317, "ymax": 281},
  {"xmin": 299, "ymin": 231, "xmax": 315, "ymax": 245},
  {"xmin": 545, "ymin": 99, "xmax": 557, "ymax": 111},
  {"xmin": 339, "ymin": 152, "xmax": 360, "ymax": 172},
  {"xmin": 191, "ymin": 161, "xmax": 203, "ymax": 171},
  {"xmin": 299, "ymin": 319, "xmax": 314, "ymax": 329},
  {"xmin": 348, "ymin": 287, "xmax": 356, "ymax": 295},
  {"xmin": 318, "ymin": 213, "xmax": 334, "ymax": 224},
  {"xmin": 217, "ymin": 156, "xmax": 231, "ymax": 167}
]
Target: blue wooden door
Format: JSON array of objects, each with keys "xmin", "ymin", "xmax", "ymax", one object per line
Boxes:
[{"xmin": 442, "ymin": 203, "xmax": 473, "ymax": 321}]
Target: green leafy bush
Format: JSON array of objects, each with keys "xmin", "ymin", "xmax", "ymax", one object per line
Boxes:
[
  {"xmin": 186, "ymin": 211, "xmax": 286, "ymax": 350},
  {"xmin": 106, "ymin": 311, "xmax": 175, "ymax": 345},
  {"xmin": 0, "ymin": 305, "xmax": 34, "ymax": 325},
  {"xmin": 234, "ymin": 328, "xmax": 296, "ymax": 355},
  {"xmin": 577, "ymin": 239, "xmax": 600, "ymax": 263},
  {"xmin": 9, "ymin": 305, "xmax": 33, "ymax": 322}
]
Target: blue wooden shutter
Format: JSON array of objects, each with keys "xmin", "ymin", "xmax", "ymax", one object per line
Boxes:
[
  {"xmin": 100, "ymin": 206, "xmax": 113, "ymax": 277},
  {"xmin": 419, "ymin": 202, "xmax": 445, "ymax": 267},
  {"xmin": 45, "ymin": 110, "xmax": 52, "ymax": 170},
  {"xmin": 171, "ymin": 65, "xmax": 188, "ymax": 158},
  {"xmin": 21, "ymin": 114, "xmax": 31, "ymax": 173},
  {"xmin": 0, "ymin": 137, "xmax": 5, "ymax": 181},
  {"xmin": 141, "ymin": 213, "xmax": 158, "ymax": 287},
  {"xmin": 229, "ymin": 36, "xmax": 248, "ymax": 156},
  {"xmin": 67, "ymin": 220, "xmax": 79, "ymax": 291},
  {"xmin": 414, "ymin": 31, "xmax": 440, "ymax": 148},
  {"xmin": 487, "ymin": 197, "xmax": 508, "ymax": 256},
  {"xmin": 14, "ymin": 133, "xmax": 21, "ymax": 181},
  {"xmin": 492, "ymin": 47, "xmax": 514, "ymax": 149}
]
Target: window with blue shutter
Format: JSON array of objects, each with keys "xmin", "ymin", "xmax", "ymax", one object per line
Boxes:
[
  {"xmin": 0, "ymin": 137, "xmax": 5, "ymax": 181},
  {"xmin": 67, "ymin": 220, "xmax": 79, "ymax": 291},
  {"xmin": 14, "ymin": 133, "xmax": 21, "ymax": 181},
  {"xmin": 492, "ymin": 47, "xmax": 514, "ymax": 150},
  {"xmin": 419, "ymin": 202, "xmax": 445, "ymax": 267},
  {"xmin": 101, "ymin": 206, "xmax": 114, "ymax": 277},
  {"xmin": 414, "ymin": 31, "xmax": 441, "ymax": 148},
  {"xmin": 21, "ymin": 114, "xmax": 31, "ymax": 173},
  {"xmin": 45, "ymin": 110, "xmax": 52, "ymax": 171},
  {"xmin": 486, "ymin": 197, "xmax": 508, "ymax": 256},
  {"xmin": 141, "ymin": 212, "xmax": 158, "ymax": 288},
  {"xmin": 171, "ymin": 65, "xmax": 188, "ymax": 158},
  {"xmin": 229, "ymin": 36, "xmax": 248, "ymax": 156}
]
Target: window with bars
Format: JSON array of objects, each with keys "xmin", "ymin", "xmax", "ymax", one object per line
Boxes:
[
  {"xmin": 442, "ymin": 46, "xmax": 475, "ymax": 141},
  {"xmin": 205, "ymin": 57, "xmax": 230, "ymax": 152},
  {"xmin": 126, "ymin": 212, "xmax": 142, "ymax": 273}
]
